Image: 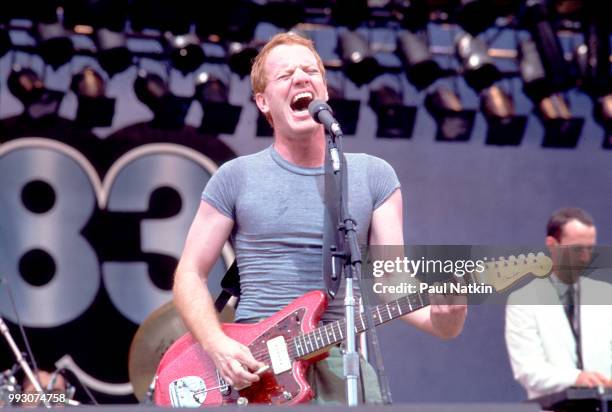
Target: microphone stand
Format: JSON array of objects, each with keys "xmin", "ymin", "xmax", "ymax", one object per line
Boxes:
[
  {"xmin": 314, "ymin": 100, "xmax": 390, "ymax": 406},
  {"xmin": 0, "ymin": 316, "xmax": 50, "ymax": 408},
  {"xmin": 325, "ymin": 125, "xmax": 361, "ymax": 406}
]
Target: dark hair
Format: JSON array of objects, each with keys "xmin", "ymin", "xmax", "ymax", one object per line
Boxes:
[{"xmin": 547, "ymin": 207, "xmax": 594, "ymax": 241}]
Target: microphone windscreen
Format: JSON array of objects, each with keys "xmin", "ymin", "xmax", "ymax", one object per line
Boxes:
[{"xmin": 308, "ymin": 100, "xmax": 332, "ymax": 123}]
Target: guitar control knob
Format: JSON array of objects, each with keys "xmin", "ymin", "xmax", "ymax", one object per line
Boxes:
[
  {"xmin": 282, "ymin": 391, "xmax": 293, "ymax": 400},
  {"xmin": 237, "ymin": 397, "xmax": 248, "ymax": 406}
]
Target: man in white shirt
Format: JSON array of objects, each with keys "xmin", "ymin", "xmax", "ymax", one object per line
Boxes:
[{"xmin": 505, "ymin": 207, "xmax": 612, "ymax": 399}]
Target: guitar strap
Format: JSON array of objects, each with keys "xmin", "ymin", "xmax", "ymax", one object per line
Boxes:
[{"xmin": 214, "ymin": 260, "xmax": 240, "ymax": 313}]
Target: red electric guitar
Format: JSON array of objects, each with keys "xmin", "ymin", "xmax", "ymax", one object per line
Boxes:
[{"xmin": 154, "ymin": 253, "xmax": 552, "ymax": 407}]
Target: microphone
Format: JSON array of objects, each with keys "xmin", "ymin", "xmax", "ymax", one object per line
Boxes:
[
  {"xmin": 309, "ymin": 100, "xmax": 343, "ymax": 172},
  {"xmin": 308, "ymin": 100, "xmax": 343, "ymax": 137}
]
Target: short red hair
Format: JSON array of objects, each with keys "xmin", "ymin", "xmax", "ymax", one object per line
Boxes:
[{"xmin": 250, "ymin": 32, "xmax": 326, "ymax": 96}]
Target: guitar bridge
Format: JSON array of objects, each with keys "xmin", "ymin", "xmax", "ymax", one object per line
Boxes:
[{"xmin": 168, "ymin": 376, "xmax": 207, "ymax": 407}]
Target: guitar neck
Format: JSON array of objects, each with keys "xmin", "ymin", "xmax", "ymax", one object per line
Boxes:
[
  {"xmin": 292, "ymin": 292, "xmax": 430, "ymax": 359},
  {"xmin": 292, "ymin": 252, "xmax": 552, "ymax": 359}
]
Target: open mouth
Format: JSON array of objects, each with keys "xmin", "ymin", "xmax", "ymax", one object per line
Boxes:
[{"xmin": 290, "ymin": 91, "xmax": 314, "ymax": 112}]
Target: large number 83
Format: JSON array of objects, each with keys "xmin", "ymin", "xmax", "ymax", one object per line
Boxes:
[{"xmin": 0, "ymin": 137, "xmax": 233, "ymax": 327}]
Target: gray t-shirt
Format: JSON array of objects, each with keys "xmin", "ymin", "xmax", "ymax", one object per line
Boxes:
[{"xmin": 202, "ymin": 145, "xmax": 400, "ymax": 323}]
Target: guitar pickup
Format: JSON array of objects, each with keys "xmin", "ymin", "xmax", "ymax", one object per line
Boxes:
[{"xmin": 266, "ymin": 336, "xmax": 292, "ymax": 375}]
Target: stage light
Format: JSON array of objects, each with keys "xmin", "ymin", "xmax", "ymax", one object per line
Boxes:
[
  {"xmin": 129, "ymin": 0, "xmax": 192, "ymax": 34},
  {"xmin": 71, "ymin": 67, "xmax": 115, "ymax": 128},
  {"xmin": 595, "ymin": 94, "xmax": 612, "ymax": 149},
  {"xmin": 7, "ymin": 66, "xmax": 64, "ymax": 119},
  {"xmin": 396, "ymin": 31, "xmax": 443, "ymax": 90},
  {"xmin": 579, "ymin": 2, "xmax": 609, "ymax": 88},
  {"xmin": 332, "ymin": 0, "xmax": 369, "ymax": 29},
  {"xmin": 96, "ymin": 28, "xmax": 132, "ymax": 77},
  {"xmin": 455, "ymin": 33, "xmax": 501, "ymax": 92},
  {"xmin": 480, "ymin": 85, "xmax": 527, "ymax": 145},
  {"xmin": 537, "ymin": 93, "xmax": 584, "ymax": 148},
  {"xmin": 3, "ymin": 2, "xmax": 59, "ymax": 23},
  {"xmin": 194, "ymin": 72, "xmax": 242, "ymax": 135},
  {"xmin": 194, "ymin": 0, "xmax": 256, "ymax": 43},
  {"xmin": 63, "ymin": 0, "xmax": 129, "ymax": 32},
  {"xmin": 134, "ymin": 72, "xmax": 164, "ymax": 113},
  {"xmin": 573, "ymin": 12, "xmax": 610, "ymax": 147},
  {"xmin": 523, "ymin": 0, "xmax": 573, "ymax": 92},
  {"xmin": 454, "ymin": 32, "xmax": 525, "ymax": 145},
  {"xmin": 168, "ymin": 34, "xmax": 206, "ymax": 75},
  {"xmin": 36, "ymin": 22, "xmax": 75, "ymax": 69},
  {"xmin": 369, "ymin": 85, "xmax": 416, "ymax": 138},
  {"xmin": 327, "ymin": 86, "xmax": 360, "ymax": 136},
  {"xmin": 7, "ymin": 67, "xmax": 44, "ymax": 106},
  {"xmin": 227, "ymin": 42, "xmax": 258, "ymax": 78},
  {"xmin": 390, "ymin": 0, "xmax": 430, "ymax": 31},
  {"xmin": 456, "ymin": 0, "xmax": 497, "ymax": 35},
  {"xmin": 134, "ymin": 71, "xmax": 191, "ymax": 129},
  {"xmin": 573, "ymin": 44, "xmax": 596, "ymax": 98},
  {"xmin": 0, "ymin": 29, "xmax": 11, "ymax": 59},
  {"xmin": 261, "ymin": 0, "xmax": 305, "ymax": 30},
  {"xmin": 519, "ymin": 40, "xmax": 583, "ymax": 148},
  {"xmin": 425, "ymin": 87, "xmax": 476, "ymax": 142},
  {"xmin": 337, "ymin": 31, "xmax": 381, "ymax": 86},
  {"xmin": 551, "ymin": 0, "xmax": 585, "ymax": 21},
  {"xmin": 72, "ymin": 68, "xmax": 106, "ymax": 99},
  {"xmin": 519, "ymin": 39, "xmax": 551, "ymax": 102}
]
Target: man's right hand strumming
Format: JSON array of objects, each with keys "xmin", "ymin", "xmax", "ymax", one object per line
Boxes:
[{"xmin": 203, "ymin": 333, "xmax": 266, "ymax": 389}]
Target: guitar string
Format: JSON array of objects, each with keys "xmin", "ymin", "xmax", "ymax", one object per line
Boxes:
[
  {"xmin": 211, "ymin": 258, "xmax": 530, "ymax": 363},
  {"xmin": 234, "ymin": 294, "xmax": 427, "ymax": 360},
  {"xmin": 214, "ymin": 262, "xmax": 515, "ymax": 364},
  {"xmin": 171, "ymin": 259, "xmax": 542, "ymax": 390},
  {"xmin": 177, "ymin": 293, "xmax": 433, "ymax": 385},
  {"xmin": 183, "ymin": 295, "xmax": 430, "ymax": 386}
]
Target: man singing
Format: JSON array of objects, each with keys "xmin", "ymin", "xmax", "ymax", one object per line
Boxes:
[{"xmin": 172, "ymin": 32, "xmax": 467, "ymax": 404}]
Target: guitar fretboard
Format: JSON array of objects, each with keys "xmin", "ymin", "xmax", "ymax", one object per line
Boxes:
[
  {"xmin": 292, "ymin": 292, "xmax": 431, "ymax": 358},
  {"xmin": 290, "ymin": 252, "xmax": 551, "ymax": 359}
]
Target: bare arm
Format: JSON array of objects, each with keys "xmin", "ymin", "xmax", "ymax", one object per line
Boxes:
[
  {"xmin": 173, "ymin": 200, "xmax": 264, "ymax": 387},
  {"xmin": 369, "ymin": 189, "xmax": 467, "ymax": 339}
]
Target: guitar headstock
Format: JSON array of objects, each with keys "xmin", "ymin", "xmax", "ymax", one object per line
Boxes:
[
  {"xmin": 527, "ymin": 252, "xmax": 553, "ymax": 277},
  {"xmin": 481, "ymin": 252, "xmax": 552, "ymax": 293}
]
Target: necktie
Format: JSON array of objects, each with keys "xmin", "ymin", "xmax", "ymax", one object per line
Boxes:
[
  {"xmin": 565, "ymin": 284, "xmax": 583, "ymax": 369},
  {"xmin": 564, "ymin": 285, "xmax": 575, "ymax": 329}
]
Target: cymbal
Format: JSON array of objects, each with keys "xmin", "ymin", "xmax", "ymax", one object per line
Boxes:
[
  {"xmin": 128, "ymin": 300, "xmax": 187, "ymax": 401},
  {"xmin": 128, "ymin": 299, "xmax": 235, "ymax": 401}
]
